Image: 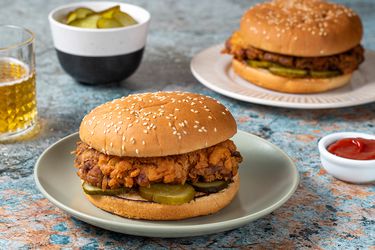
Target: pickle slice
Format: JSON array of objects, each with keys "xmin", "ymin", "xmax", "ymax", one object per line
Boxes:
[
  {"xmin": 66, "ymin": 7, "xmax": 95, "ymax": 24},
  {"xmin": 192, "ymin": 180, "xmax": 229, "ymax": 193},
  {"xmin": 269, "ymin": 66, "xmax": 307, "ymax": 78},
  {"xmin": 69, "ymin": 14, "xmax": 101, "ymax": 28},
  {"xmin": 97, "ymin": 17, "xmax": 122, "ymax": 29},
  {"xmin": 113, "ymin": 11, "xmax": 138, "ymax": 26},
  {"xmin": 139, "ymin": 184, "xmax": 196, "ymax": 205},
  {"xmin": 247, "ymin": 60, "xmax": 275, "ymax": 69},
  {"xmin": 310, "ymin": 70, "xmax": 340, "ymax": 78},
  {"xmin": 99, "ymin": 5, "xmax": 121, "ymax": 18},
  {"xmin": 82, "ymin": 182, "xmax": 126, "ymax": 195}
]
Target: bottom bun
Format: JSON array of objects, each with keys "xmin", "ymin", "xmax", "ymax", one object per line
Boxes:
[
  {"xmin": 232, "ymin": 59, "xmax": 352, "ymax": 94},
  {"xmin": 85, "ymin": 174, "xmax": 240, "ymax": 220}
]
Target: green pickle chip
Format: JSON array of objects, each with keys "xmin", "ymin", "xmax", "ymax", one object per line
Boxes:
[
  {"xmin": 65, "ymin": 5, "xmax": 137, "ymax": 29},
  {"xmin": 113, "ymin": 11, "xmax": 138, "ymax": 26},
  {"xmin": 99, "ymin": 5, "xmax": 121, "ymax": 19},
  {"xmin": 97, "ymin": 17, "xmax": 122, "ymax": 29},
  {"xmin": 66, "ymin": 7, "xmax": 95, "ymax": 24},
  {"xmin": 247, "ymin": 60, "xmax": 275, "ymax": 69},
  {"xmin": 192, "ymin": 180, "xmax": 228, "ymax": 193},
  {"xmin": 310, "ymin": 70, "xmax": 340, "ymax": 78},
  {"xmin": 69, "ymin": 14, "xmax": 101, "ymax": 28},
  {"xmin": 269, "ymin": 66, "xmax": 308, "ymax": 78},
  {"xmin": 82, "ymin": 182, "xmax": 126, "ymax": 195},
  {"xmin": 139, "ymin": 183, "xmax": 196, "ymax": 205}
]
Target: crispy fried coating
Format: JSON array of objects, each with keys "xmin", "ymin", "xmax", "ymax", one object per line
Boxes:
[{"xmin": 74, "ymin": 140, "xmax": 242, "ymax": 189}]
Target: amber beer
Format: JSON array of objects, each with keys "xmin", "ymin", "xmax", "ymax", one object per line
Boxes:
[
  {"xmin": 0, "ymin": 25, "xmax": 37, "ymax": 140},
  {"xmin": 0, "ymin": 58, "xmax": 37, "ymax": 135}
]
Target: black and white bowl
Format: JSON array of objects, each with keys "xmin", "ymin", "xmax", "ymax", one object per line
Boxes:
[{"xmin": 49, "ymin": 2, "xmax": 150, "ymax": 84}]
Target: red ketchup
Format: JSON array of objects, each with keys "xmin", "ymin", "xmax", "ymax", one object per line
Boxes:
[{"xmin": 327, "ymin": 137, "xmax": 375, "ymax": 160}]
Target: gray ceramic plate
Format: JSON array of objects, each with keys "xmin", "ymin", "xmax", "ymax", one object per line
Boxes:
[{"xmin": 34, "ymin": 130, "xmax": 299, "ymax": 238}]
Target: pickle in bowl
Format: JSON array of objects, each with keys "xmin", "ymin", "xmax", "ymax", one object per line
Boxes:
[{"xmin": 63, "ymin": 5, "xmax": 137, "ymax": 29}]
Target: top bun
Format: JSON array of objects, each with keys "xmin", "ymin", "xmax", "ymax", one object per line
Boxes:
[
  {"xmin": 239, "ymin": 0, "xmax": 363, "ymax": 57},
  {"xmin": 80, "ymin": 92, "xmax": 237, "ymax": 157}
]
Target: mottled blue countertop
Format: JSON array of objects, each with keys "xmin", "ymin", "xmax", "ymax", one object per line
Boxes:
[{"xmin": 1, "ymin": 0, "xmax": 374, "ymax": 248}]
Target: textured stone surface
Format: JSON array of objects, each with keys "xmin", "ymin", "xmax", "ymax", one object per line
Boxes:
[{"xmin": 1, "ymin": 0, "xmax": 374, "ymax": 248}]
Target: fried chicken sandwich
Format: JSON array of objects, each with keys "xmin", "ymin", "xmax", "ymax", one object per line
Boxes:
[
  {"xmin": 223, "ymin": 0, "xmax": 364, "ymax": 93},
  {"xmin": 74, "ymin": 91, "xmax": 242, "ymax": 220}
]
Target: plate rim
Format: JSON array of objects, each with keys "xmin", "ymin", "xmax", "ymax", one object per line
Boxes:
[
  {"xmin": 34, "ymin": 131, "xmax": 299, "ymax": 236},
  {"xmin": 191, "ymin": 44, "xmax": 375, "ymax": 109}
]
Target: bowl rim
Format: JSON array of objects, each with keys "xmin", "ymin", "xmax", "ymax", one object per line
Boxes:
[
  {"xmin": 48, "ymin": 1, "xmax": 151, "ymax": 32},
  {"xmin": 318, "ymin": 131, "xmax": 375, "ymax": 167}
]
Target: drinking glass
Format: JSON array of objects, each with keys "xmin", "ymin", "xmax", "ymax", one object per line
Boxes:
[{"xmin": 0, "ymin": 25, "xmax": 37, "ymax": 141}]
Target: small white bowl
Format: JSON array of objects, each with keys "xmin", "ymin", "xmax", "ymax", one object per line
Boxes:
[
  {"xmin": 318, "ymin": 132, "xmax": 375, "ymax": 184},
  {"xmin": 48, "ymin": 1, "xmax": 150, "ymax": 84}
]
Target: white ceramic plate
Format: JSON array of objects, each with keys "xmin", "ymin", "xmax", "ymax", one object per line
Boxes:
[
  {"xmin": 34, "ymin": 131, "xmax": 299, "ymax": 238},
  {"xmin": 191, "ymin": 44, "xmax": 375, "ymax": 109}
]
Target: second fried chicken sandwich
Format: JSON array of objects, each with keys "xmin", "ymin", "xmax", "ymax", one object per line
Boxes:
[
  {"xmin": 223, "ymin": 0, "xmax": 364, "ymax": 93},
  {"xmin": 75, "ymin": 91, "xmax": 242, "ymax": 220}
]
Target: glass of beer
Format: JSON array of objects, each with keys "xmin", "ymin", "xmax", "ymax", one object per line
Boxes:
[{"xmin": 0, "ymin": 25, "xmax": 37, "ymax": 141}]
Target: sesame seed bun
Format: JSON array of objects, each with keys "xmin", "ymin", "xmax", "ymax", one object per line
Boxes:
[
  {"xmin": 79, "ymin": 92, "xmax": 237, "ymax": 157},
  {"xmin": 85, "ymin": 174, "xmax": 240, "ymax": 220},
  {"xmin": 239, "ymin": 0, "xmax": 363, "ymax": 56},
  {"xmin": 232, "ymin": 59, "xmax": 352, "ymax": 93}
]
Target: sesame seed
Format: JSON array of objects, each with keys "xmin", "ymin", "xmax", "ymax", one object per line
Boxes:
[
  {"xmin": 208, "ymin": 116, "xmax": 212, "ymax": 119},
  {"xmin": 136, "ymin": 149, "xmax": 139, "ymax": 154},
  {"xmin": 214, "ymin": 127, "xmax": 217, "ymax": 132}
]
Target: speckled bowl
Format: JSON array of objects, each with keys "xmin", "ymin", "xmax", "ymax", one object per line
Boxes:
[
  {"xmin": 318, "ymin": 132, "xmax": 375, "ymax": 184},
  {"xmin": 48, "ymin": 2, "xmax": 150, "ymax": 84}
]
